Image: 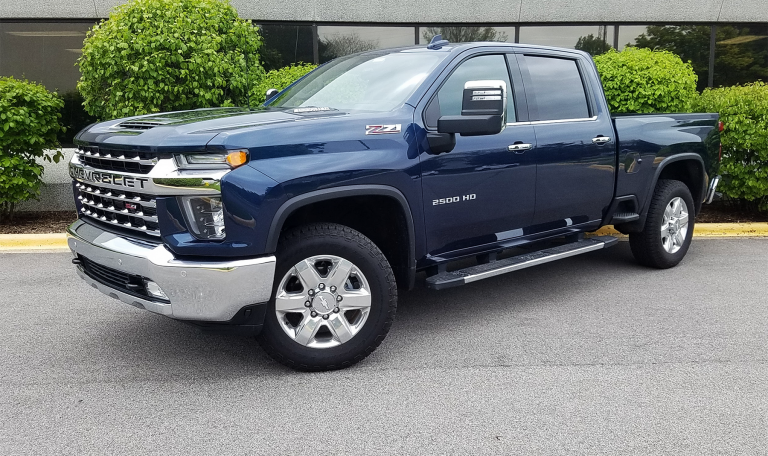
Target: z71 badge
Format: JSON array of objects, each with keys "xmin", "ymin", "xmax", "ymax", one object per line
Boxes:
[{"xmin": 366, "ymin": 124, "xmax": 401, "ymax": 135}]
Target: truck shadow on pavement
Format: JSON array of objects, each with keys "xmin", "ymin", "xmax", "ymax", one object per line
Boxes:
[{"xmin": 95, "ymin": 241, "xmax": 695, "ymax": 375}]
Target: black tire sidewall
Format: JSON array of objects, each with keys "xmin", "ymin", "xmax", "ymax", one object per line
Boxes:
[
  {"xmin": 258, "ymin": 224, "xmax": 396, "ymax": 370},
  {"xmin": 632, "ymin": 180, "xmax": 695, "ymax": 269}
]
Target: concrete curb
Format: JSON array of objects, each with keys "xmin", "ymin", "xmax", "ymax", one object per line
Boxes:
[
  {"xmin": 0, "ymin": 233, "xmax": 69, "ymax": 251},
  {"xmin": 592, "ymin": 223, "xmax": 768, "ymax": 238},
  {"xmin": 1, "ymin": 223, "xmax": 767, "ymax": 252}
]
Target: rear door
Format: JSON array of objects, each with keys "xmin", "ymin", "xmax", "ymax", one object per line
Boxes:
[
  {"xmin": 517, "ymin": 52, "xmax": 616, "ymax": 228},
  {"xmin": 418, "ymin": 52, "xmax": 537, "ymax": 256}
]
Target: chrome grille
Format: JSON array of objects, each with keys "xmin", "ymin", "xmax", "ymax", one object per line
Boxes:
[
  {"xmin": 75, "ymin": 182, "xmax": 160, "ymax": 236},
  {"xmin": 76, "ymin": 145, "xmax": 159, "ymax": 174}
]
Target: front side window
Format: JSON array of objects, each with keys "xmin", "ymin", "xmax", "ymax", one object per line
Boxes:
[
  {"xmin": 523, "ymin": 56, "xmax": 590, "ymax": 121},
  {"xmin": 268, "ymin": 51, "xmax": 445, "ymax": 112},
  {"xmin": 426, "ymin": 54, "xmax": 514, "ymax": 127}
]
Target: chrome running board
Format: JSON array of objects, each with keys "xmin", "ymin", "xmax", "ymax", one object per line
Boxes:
[{"xmin": 425, "ymin": 236, "xmax": 619, "ymax": 290}]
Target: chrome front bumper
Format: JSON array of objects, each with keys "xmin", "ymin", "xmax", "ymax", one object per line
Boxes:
[{"xmin": 67, "ymin": 220, "xmax": 276, "ymax": 321}]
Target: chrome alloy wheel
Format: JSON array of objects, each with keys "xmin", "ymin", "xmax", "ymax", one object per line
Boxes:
[
  {"xmin": 274, "ymin": 255, "xmax": 372, "ymax": 349},
  {"xmin": 660, "ymin": 196, "xmax": 689, "ymax": 254}
]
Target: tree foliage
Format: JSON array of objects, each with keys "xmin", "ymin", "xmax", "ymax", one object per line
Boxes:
[
  {"xmin": 575, "ymin": 33, "xmax": 613, "ymax": 56},
  {"xmin": 594, "ymin": 48, "xmax": 698, "ymax": 114},
  {"xmin": 77, "ymin": 0, "xmax": 263, "ymax": 120},
  {"xmin": 253, "ymin": 63, "xmax": 317, "ymax": 105},
  {"xmin": 421, "ymin": 27, "xmax": 508, "ymax": 44},
  {"xmin": 633, "ymin": 25, "xmax": 768, "ymax": 91},
  {"xmin": 693, "ymin": 83, "xmax": 768, "ymax": 210},
  {"xmin": 320, "ymin": 33, "xmax": 378, "ymax": 61},
  {"xmin": 0, "ymin": 77, "xmax": 64, "ymax": 221}
]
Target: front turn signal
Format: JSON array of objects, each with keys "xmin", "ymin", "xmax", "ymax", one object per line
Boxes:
[{"xmin": 226, "ymin": 150, "xmax": 248, "ymax": 168}]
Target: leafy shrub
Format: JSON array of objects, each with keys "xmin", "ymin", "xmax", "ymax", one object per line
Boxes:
[
  {"xmin": 78, "ymin": 0, "xmax": 263, "ymax": 120},
  {"xmin": 594, "ymin": 47, "xmax": 699, "ymax": 113},
  {"xmin": 0, "ymin": 77, "xmax": 64, "ymax": 221},
  {"xmin": 253, "ymin": 63, "xmax": 317, "ymax": 104},
  {"xmin": 693, "ymin": 82, "xmax": 768, "ymax": 210}
]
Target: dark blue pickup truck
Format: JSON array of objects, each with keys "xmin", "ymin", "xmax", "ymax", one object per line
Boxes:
[{"xmin": 67, "ymin": 39, "xmax": 721, "ymax": 370}]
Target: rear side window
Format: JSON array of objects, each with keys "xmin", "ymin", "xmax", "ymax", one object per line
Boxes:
[{"xmin": 524, "ymin": 56, "xmax": 590, "ymax": 121}]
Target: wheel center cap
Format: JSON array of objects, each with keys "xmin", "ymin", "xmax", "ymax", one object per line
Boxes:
[{"xmin": 312, "ymin": 291, "xmax": 336, "ymax": 315}]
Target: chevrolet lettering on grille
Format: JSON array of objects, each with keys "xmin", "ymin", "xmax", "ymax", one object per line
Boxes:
[{"xmin": 69, "ymin": 164, "xmax": 149, "ymax": 189}]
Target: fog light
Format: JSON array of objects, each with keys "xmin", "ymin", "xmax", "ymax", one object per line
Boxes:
[
  {"xmin": 145, "ymin": 280, "xmax": 169, "ymax": 301},
  {"xmin": 180, "ymin": 196, "xmax": 226, "ymax": 240}
]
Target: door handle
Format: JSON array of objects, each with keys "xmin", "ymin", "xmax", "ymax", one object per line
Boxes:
[
  {"xmin": 592, "ymin": 136, "xmax": 611, "ymax": 145},
  {"xmin": 508, "ymin": 143, "xmax": 532, "ymax": 153}
]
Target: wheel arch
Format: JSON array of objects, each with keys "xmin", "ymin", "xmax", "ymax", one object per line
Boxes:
[
  {"xmin": 266, "ymin": 185, "xmax": 417, "ymax": 290},
  {"xmin": 619, "ymin": 153, "xmax": 706, "ymax": 232}
]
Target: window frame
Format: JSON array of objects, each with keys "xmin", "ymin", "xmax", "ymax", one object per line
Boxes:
[{"xmin": 515, "ymin": 50, "xmax": 598, "ymax": 123}]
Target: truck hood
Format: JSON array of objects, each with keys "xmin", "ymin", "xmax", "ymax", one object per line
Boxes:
[{"xmin": 74, "ymin": 106, "xmax": 350, "ymax": 151}]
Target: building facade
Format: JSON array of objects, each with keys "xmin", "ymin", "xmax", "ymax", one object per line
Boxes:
[{"xmin": 2, "ymin": 0, "xmax": 767, "ymax": 210}]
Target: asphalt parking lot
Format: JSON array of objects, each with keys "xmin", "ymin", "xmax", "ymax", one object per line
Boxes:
[{"xmin": 1, "ymin": 239, "xmax": 766, "ymax": 455}]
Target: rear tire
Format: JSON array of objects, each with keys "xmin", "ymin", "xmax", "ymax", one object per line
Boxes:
[
  {"xmin": 257, "ymin": 223, "xmax": 397, "ymax": 371},
  {"xmin": 629, "ymin": 179, "xmax": 695, "ymax": 269}
]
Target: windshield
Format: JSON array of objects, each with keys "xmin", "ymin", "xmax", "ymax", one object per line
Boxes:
[{"xmin": 268, "ymin": 51, "xmax": 445, "ymax": 112}]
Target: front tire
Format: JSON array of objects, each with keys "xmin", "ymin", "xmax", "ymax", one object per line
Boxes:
[
  {"xmin": 629, "ymin": 179, "xmax": 695, "ymax": 269},
  {"xmin": 258, "ymin": 223, "xmax": 397, "ymax": 371}
]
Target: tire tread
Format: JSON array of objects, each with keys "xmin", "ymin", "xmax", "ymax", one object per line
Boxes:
[
  {"xmin": 629, "ymin": 179, "xmax": 695, "ymax": 269},
  {"xmin": 257, "ymin": 223, "xmax": 397, "ymax": 372}
]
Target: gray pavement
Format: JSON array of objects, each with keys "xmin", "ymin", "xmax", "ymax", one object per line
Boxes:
[{"xmin": 1, "ymin": 239, "xmax": 767, "ymax": 455}]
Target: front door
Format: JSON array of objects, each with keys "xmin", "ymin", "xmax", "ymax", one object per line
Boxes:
[{"xmin": 419, "ymin": 53, "xmax": 537, "ymax": 257}]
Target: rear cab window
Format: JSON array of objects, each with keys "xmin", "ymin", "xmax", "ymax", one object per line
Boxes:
[{"xmin": 519, "ymin": 55, "xmax": 592, "ymax": 121}]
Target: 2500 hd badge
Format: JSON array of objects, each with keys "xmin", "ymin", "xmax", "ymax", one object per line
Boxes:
[{"xmin": 69, "ymin": 164, "xmax": 149, "ymax": 189}]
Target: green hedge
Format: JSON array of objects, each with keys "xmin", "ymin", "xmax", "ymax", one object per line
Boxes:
[
  {"xmin": 594, "ymin": 47, "xmax": 698, "ymax": 113},
  {"xmin": 0, "ymin": 77, "xmax": 64, "ymax": 221},
  {"xmin": 693, "ymin": 82, "xmax": 768, "ymax": 210},
  {"xmin": 252, "ymin": 63, "xmax": 317, "ymax": 105},
  {"xmin": 77, "ymin": 0, "xmax": 263, "ymax": 120}
]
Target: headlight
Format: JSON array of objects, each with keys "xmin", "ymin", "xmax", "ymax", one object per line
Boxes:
[
  {"xmin": 176, "ymin": 150, "xmax": 248, "ymax": 169},
  {"xmin": 180, "ymin": 196, "xmax": 226, "ymax": 240}
]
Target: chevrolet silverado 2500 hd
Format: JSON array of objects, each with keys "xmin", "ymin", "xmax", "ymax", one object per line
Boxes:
[{"xmin": 67, "ymin": 39, "xmax": 721, "ymax": 370}]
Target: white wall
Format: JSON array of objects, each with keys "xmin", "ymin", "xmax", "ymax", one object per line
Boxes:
[{"xmin": 17, "ymin": 149, "xmax": 76, "ymax": 212}]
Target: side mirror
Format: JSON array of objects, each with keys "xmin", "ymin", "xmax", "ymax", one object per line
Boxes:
[
  {"xmin": 265, "ymin": 88, "xmax": 279, "ymax": 100},
  {"xmin": 437, "ymin": 80, "xmax": 506, "ymax": 136}
]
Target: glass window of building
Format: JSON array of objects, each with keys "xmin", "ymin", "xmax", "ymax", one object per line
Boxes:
[
  {"xmin": 318, "ymin": 26, "xmax": 415, "ymax": 62},
  {"xmin": 713, "ymin": 23, "xmax": 768, "ymax": 87},
  {"xmin": 257, "ymin": 24, "xmax": 315, "ymax": 71},
  {"xmin": 0, "ymin": 21, "xmax": 97, "ymax": 146},
  {"xmin": 0, "ymin": 21, "xmax": 94, "ymax": 93},
  {"xmin": 418, "ymin": 26, "xmax": 516, "ymax": 44},
  {"xmin": 519, "ymin": 25, "xmax": 615, "ymax": 55},
  {"xmin": 617, "ymin": 25, "xmax": 650, "ymax": 50},
  {"xmin": 619, "ymin": 25, "xmax": 744, "ymax": 90}
]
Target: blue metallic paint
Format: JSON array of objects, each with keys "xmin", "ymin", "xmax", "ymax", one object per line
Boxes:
[{"xmin": 71, "ymin": 42, "xmax": 719, "ymax": 272}]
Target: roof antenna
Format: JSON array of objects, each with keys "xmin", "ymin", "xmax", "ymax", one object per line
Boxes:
[{"xmin": 427, "ymin": 34, "xmax": 449, "ymax": 50}]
